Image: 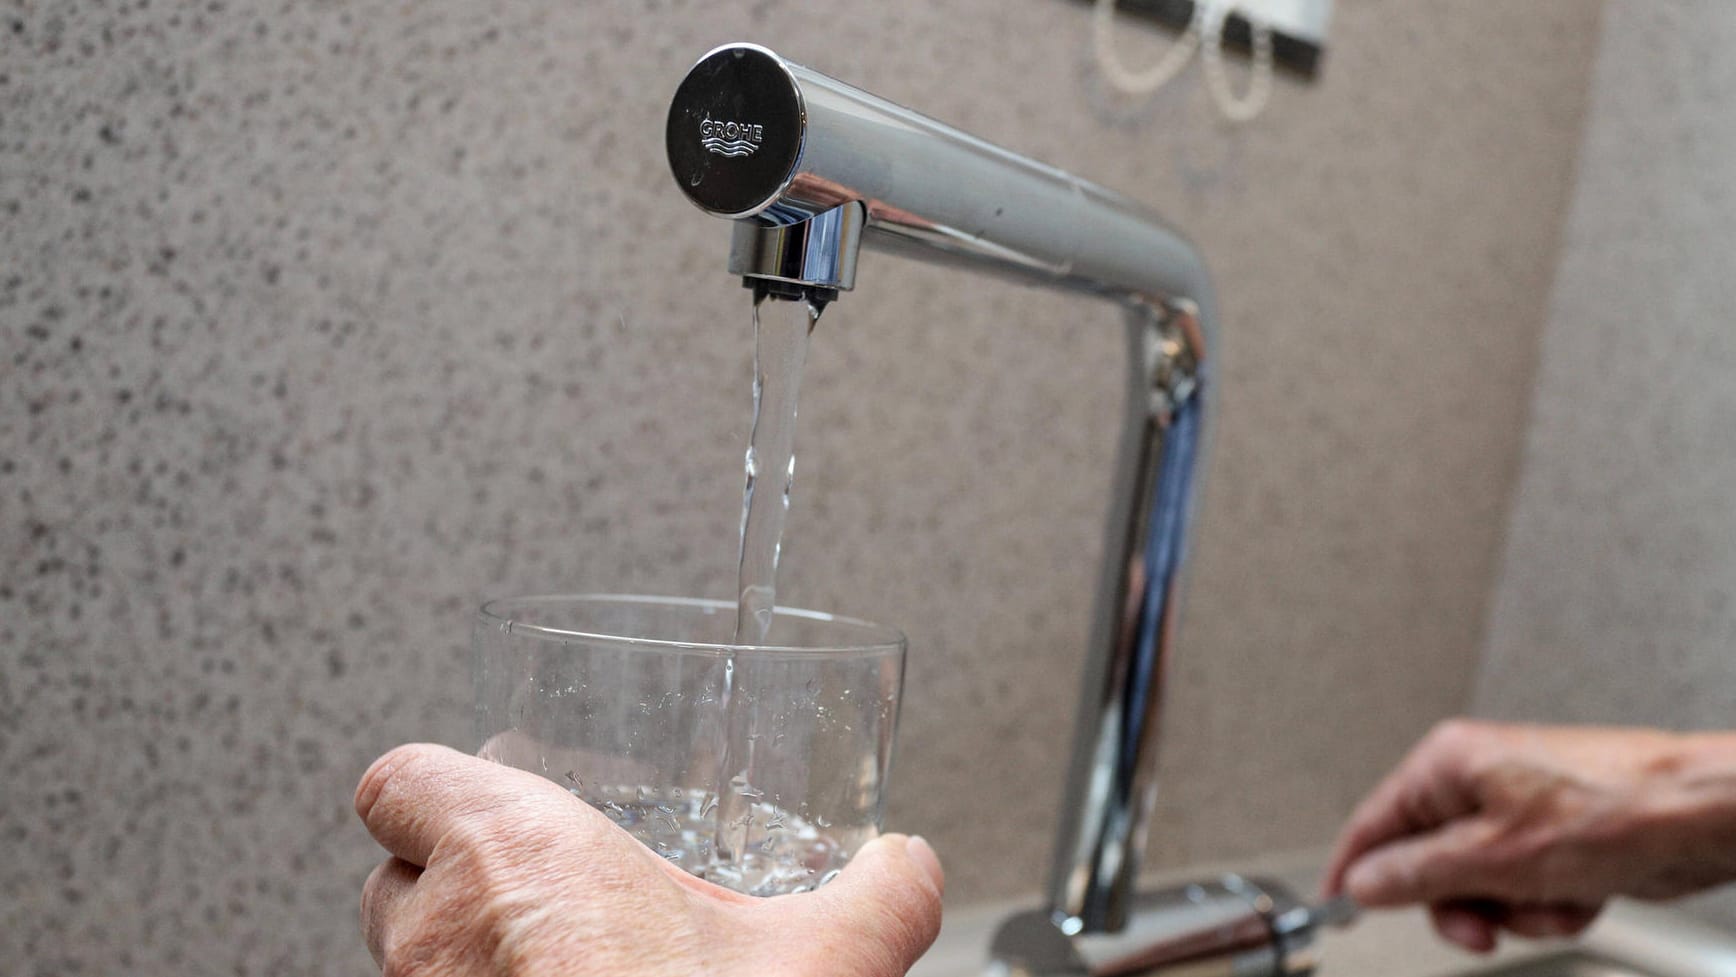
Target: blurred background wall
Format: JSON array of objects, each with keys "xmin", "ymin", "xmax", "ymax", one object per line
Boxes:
[
  {"xmin": 4, "ymin": 0, "xmax": 1605, "ymax": 972},
  {"xmin": 1474, "ymin": 0, "xmax": 1736, "ymax": 928}
]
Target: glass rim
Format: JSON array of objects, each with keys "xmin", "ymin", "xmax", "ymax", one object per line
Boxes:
[{"xmin": 476, "ymin": 594, "xmax": 906, "ymax": 658}]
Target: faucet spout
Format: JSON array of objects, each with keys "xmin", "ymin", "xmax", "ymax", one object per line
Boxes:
[
  {"xmin": 728, "ymin": 201, "xmax": 866, "ymax": 300},
  {"xmin": 667, "ymin": 42, "xmax": 1250, "ymax": 964}
]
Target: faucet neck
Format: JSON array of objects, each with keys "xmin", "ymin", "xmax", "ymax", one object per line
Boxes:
[{"xmin": 1045, "ymin": 299, "xmax": 1209, "ymax": 932}]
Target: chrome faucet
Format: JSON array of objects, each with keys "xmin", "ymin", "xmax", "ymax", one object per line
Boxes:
[{"xmin": 666, "ymin": 43, "xmax": 1324, "ymax": 976}]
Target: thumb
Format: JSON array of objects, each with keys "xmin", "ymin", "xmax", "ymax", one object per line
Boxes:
[
  {"xmin": 1344, "ymin": 818, "xmax": 1505, "ymax": 908},
  {"xmin": 798, "ymin": 834, "xmax": 945, "ymax": 976}
]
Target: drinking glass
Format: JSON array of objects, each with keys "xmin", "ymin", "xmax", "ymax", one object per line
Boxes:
[{"xmin": 473, "ymin": 594, "xmax": 906, "ymax": 896}]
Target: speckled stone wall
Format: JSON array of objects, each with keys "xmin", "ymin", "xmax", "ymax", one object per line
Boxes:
[
  {"xmin": 1474, "ymin": 0, "xmax": 1736, "ymax": 927},
  {"xmin": 3, "ymin": 1, "xmax": 1600, "ymax": 972}
]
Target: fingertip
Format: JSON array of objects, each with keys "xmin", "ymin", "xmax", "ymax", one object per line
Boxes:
[
  {"xmin": 1316, "ymin": 856, "xmax": 1349, "ymax": 902},
  {"xmin": 806, "ymin": 833, "xmax": 945, "ymax": 974},
  {"xmin": 851, "ymin": 833, "xmax": 940, "ymax": 897},
  {"xmin": 355, "ymin": 743, "xmax": 431, "ymax": 821},
  {"xmin": 354, "ymin": 743, "xmax": 494, "ymax": 864},
  {"xmin": 907, "ymin": 835, "xmax": 944, "ymax": 897},
  {"xmin": 1343, "ymin": 858, "xmax": 1396, "ymax": 908},
  {"xmin": 849, "ymin": 832, "xmax": 897, "ymax": 862},
  {"xmin": 1321, "ymin": 809, "xmax": 1406, "ymax": 902}
]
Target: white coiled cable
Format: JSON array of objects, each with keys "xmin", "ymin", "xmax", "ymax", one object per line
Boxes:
[
  {"xmin": 1092, "ymin": 0, "xmax": 1203, "ymax": 95},
  {"xmin": 1092, "ymin": 0, "xmax": 1274, "ymax": 122},
  {"xmin": 1200, "ymin": 2, "xmax": 1274, "ymax": 121}
]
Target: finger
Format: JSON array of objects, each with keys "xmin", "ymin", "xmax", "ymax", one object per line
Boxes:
[
  {"xmin": 1431, "ymin": 902, "xmax": 1499, "ymax": 954},
  {"xmin": 355, "ymin": 742, "xmax": 589, "ymax": 866},
  {"xmin": 1344, "ymin": 817, "xmax": 1506, "ymax": 907},
  {"xmin": 360, "ymin": 858, "xmax": 422, "ymax": 966},
  {"xmin": 1322, "ymin": 721, "xmax": 1485, "ymax": 898},
  {"xmin": 1501, "ymin": 903, "xmax": 1602, "ymax": 940},
  {"xmin": 796, "ymin": 834, "xmax": 944, "ymax": 976}
]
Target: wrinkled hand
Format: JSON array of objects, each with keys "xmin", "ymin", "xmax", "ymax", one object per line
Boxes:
[
  {"xmin": 356, "ymin": 743, "xmax": 944, "ymax": 976},
  {"xmin": 1322, "ymin": 720, "xmax": 1736, "ymax": 954}
]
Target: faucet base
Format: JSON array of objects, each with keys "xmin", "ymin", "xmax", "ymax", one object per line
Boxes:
[{"xmin": 989, "ymin": 876, "xmax": 1317, "ymax": 977}]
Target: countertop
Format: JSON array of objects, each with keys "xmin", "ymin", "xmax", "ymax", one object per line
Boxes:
[{"xmin": 910, "ymin": 850, "xmax": 1736, "ymax": 977}]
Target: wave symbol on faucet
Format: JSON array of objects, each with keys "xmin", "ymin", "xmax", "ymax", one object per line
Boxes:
[{"xmin": 700, "ymin": 115, "xmax": 764, "ymax": 157}]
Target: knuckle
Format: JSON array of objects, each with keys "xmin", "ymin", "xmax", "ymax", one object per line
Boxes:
[
  {"xmin": 438, "ymin": 807, "xmax": 498, "ymax": 853},
  {"xmin": 433, "ymin": 816, "xmax": 573, "ymax": 914},
  {"xmin": 1469, "ymin": 828, "xmax": 1550, "ymax": 900},
  {"xmin": 435, "ymin": 794, "xmax": 579, "ymax": 872},
  {"xmin": 440, "ymin": 808, "xmax": 531, "ymax": 875},
  {"xmin": 1533, "ymin": 838, "xmax": 1594, "ymax": 902},
  {"xmin": 376, "ymin": 885, "xmax": 540, "ymax": 977},
  {"xmin": 485, "ymin": 902, "xmax": 572, "ymax": 975},
  {"xmin": 362, "ymin": 857, "xmax": 400, "ymax": 895},
  {"xmin": 361, "ymin": 860, "xmax": 412, "ymax": 963},
  {"xmin": 380, "ymin": 944, "xmax": 413, "ymax": 977},
  {"xmin": 379, "ymin": 926, "xmax": 441, "ymax": 977},
  {"xmin": 835, "ymin": 923, "xmax": 907, "ymax": 977},
  {"xmin": 382, "ymin": 953, "xmax": 436, "ymax": 977}
]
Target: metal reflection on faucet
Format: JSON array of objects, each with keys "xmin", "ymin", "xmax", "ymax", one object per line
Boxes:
[{"xmin": 666, "ymin": 42, "xmax": 1312, "ymax": 976}]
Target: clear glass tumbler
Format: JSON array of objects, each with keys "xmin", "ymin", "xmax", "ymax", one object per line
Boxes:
[{"xmin": 473, "ymin": 594, "xmax": 906, "ymax": 896}]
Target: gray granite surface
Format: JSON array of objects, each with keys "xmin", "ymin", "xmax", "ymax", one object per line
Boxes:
[
  {"xmin": 912, "ymin": 850, "xmax": 1736, "ymax": 977},
  {"xmin": 3, "ymin": 0, "xmax": 1599, "ymax": 973},
  {"xmin": 1475, "ymin": 0, "xmax": 1736, "ymax": 931}
]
